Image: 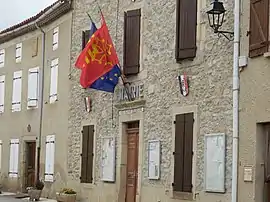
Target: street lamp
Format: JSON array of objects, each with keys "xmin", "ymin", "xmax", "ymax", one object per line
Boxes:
[{"xmin": 206, "ymin": 0, "xmax": 234, "ymax": 41}]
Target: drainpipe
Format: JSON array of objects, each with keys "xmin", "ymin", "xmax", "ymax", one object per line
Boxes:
[
  {"xmin": 34, "ymin": 22, "xmax": 45, "ymax": 184},
  {"xmin": 231, "ymin": 0, "xmax": 240, "ymax": 201}
]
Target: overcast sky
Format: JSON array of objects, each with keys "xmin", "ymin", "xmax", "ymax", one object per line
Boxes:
[{"xmin": 0, "ymin": 0, "xmax": 57, "ymax": 31}]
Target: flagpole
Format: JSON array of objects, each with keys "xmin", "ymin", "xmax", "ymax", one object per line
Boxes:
[
  {"xmin": 86, "ymin": 12, "xmax": 93, "ymax": 22},
  {"xmin": 95, "ymin": 2, "xmax": 132, "ymax": 101}
]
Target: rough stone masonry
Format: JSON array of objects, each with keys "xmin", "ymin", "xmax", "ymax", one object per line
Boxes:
[{"xmin": 68, "ymin": 0, "xmax": 234, "ymax": 200}]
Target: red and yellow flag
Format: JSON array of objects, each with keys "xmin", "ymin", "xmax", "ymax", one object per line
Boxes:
[{"xmin": 75, "ymin": 15, "xmax": 119, "ymax": 88}]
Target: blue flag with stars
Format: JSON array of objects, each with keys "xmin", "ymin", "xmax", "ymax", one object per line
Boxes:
[{"xmin": 88, "ymin": 21, "xmax": 121, "ymax": 93}]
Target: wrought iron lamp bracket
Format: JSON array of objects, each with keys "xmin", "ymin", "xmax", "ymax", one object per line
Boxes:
[{"xmin": 215, "ymin": 30, "xmax": 234, "ymax": 41}]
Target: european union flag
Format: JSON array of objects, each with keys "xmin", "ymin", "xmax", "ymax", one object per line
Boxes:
[
  {"xmin": 90, "ymin": 65, "xmax": 121, "ymax": 93},
  {"xmin": 88, "ymin": 21, "xmax": 121, "ymax": 93},
  {"xmin": 89, "ymin": 21, "xmax": 97, "ymax": 37}
]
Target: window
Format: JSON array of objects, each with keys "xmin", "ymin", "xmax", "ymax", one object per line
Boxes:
[
  {"xmin": 45, "ymin": 135, "xmax": 55, "ymax": 182},
  {"xmin": 175, "ymin": 0, "xmax": 197, "ymax": 61},
  {"xmin": 173, "ymin": 113, "xmax": 194, "ymax": 193},
  {"xmin": 49, "ymin": 58, "xmax": 58, "ymax": 104},
  {"xmin": 52, "ymin": 27, "xmax": 59, "ymax": 51},
  {"xmin": 249, "ymin": 0, "xmax": 269, "ymax": 58},
  {"xmin": 0, "ymin": 49, "xmax": 5, "ymax": 68},
  {"xmin": 82, "ymin": 30, "xmax": 91, "ymax": 50},
  {"xmin": 27, "ymin": 67, "xmax": 39, "ymax": 108},
  {"xmin": 0, "ymin": 140, "xmax": 2, "ymax": 171},
  {"xmin": 0, "ymin": 75, "xmax": 5, "ymax": 113},
  {"xmin": 12, "ymin": 71, "xmax": 22, "ymax": 112},
  {"xmin": 123, "ymin": 9, "xmax": 141, "ymax": 76},
  {"xmin": 81, "ymin": 125, "xmax": 94, "ymax": 183},
  {"xmin": 15, "ymin": 43, "xmax": 22, "ymax": 63},
  {"xmin": 31, "ymin": 37, "xmax": 38, "ymax": 57},
  {"xmin": 9, "ymin": 139, "xmax": 19, "ymax": 178}
]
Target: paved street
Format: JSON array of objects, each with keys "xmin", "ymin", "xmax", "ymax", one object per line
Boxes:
[
  {"xmin": 0, "ymin": 196, "xmax": 24, "ymax": 202},
  {"xmin": 0, "ymin": 195, "xmax": 56, "ymax": 202}
]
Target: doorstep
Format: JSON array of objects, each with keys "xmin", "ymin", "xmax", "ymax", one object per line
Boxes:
[
  {"xmin": 22, "ymin": 197, "xmax": 57, "ymax": 202},
  {"xmin": 0, "ymin": 192, "xmax": 16, "ymax": 196}
]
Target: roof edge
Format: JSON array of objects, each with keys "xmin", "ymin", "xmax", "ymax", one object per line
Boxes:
[{"xmin": 0, "ymin": 0, "xmax": 72, "ymax": 44}]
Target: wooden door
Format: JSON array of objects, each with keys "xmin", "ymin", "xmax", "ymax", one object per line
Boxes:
[
  {"xmin": 25, "ymin": 142, "xmax": 36, "ymax": 188},
  {"xmin": 126, "ymin": 125, "xmax": 139, "ymax": 202}
]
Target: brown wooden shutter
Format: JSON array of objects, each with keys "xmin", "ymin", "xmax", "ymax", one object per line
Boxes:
[
  {"xmin": 182, "ymin": 113, "xmax": 193, "ymax": 192},
  {"xmin": 123, "ymin": 9, "xmax": 141, "ymax": 76},
  {"xmin": 175, "ymin": 0, "xmax": 197, "ymax": 61},
  {"xmin": 173, "ymin": 113, "xmax": 193, "ymax": 192},
  {"xmin": 265, "ymin": 125, "xmax": 270, "ymax": 182},
  {"xmin": 249, "ymin": 0, "xmax": 269, "ymax": 58},
  {"xmin": 87, "ymin": 125, "xmax": 94, "ymax": 183},
  {"xmin": 173, "ymin": 114, "xmax": 185, "ymax": 191},
  {"xmin": 80, "ymin": 126, "xmax": 89, "ymax": 183},
  {"xmin": 82, "ymin": 30, "xmax": 91, "ymax": 50}
]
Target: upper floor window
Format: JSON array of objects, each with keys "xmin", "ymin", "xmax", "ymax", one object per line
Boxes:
[
  {"xmin": 12, "ymin": 70, "xmax": 22, "ymax": 112},
  {"xmin": 0, "ymin": 49, "xmax": 5, "ymax": 68},
  {"xmin": 123, "ymin": 9, "xmax": 141, "ymax": 76},
  {"xmin": 175, "ymin": 0, "xmax": 197, "ymax": 61},
  {"xmin": 27, "ymin": 67, "xmax": 39, "ymax": 108},
  {"xmin": 53, "ymin": 27, "xmax": 59, "ymax": 51},
  {"xmin": 249, "ymin": 0, "xmax": 269, "ymax": 58},
  {"xmin": 50, "ymin": 58, "xmax": 58, "ymax": 104},
  {"xmin": 0, "ymin": 75, "xmax": 5, "ymax": 113},
  {"xmin": 15, "ymin": 43, "xmax": 22, "ymax": 63}
]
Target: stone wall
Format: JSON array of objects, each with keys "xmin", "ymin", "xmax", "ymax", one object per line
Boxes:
[{"xmin": 68, "ymin": 0, "xmax": 235, "ymax": 201}]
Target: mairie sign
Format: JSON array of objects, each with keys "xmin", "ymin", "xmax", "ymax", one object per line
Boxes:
[{"xmin": 118, "ymin": 84, "xmax": 144, "ymax": 101}]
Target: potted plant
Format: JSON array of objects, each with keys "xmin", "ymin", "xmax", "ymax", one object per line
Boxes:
[
  {"xmin": 28, "ymin": 179, "xmax": 44, "ymax": 201},
  {"xmin": 56, "ymin": 188, "xmax": 77, "ymax": 202}
]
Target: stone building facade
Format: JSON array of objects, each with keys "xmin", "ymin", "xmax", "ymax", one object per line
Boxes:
[
  {"xmin": 0, "ymin": 0, "xmax": 72, "ymax": 196},
  {"xmin": 68, "ymin": 0, "xmax": 235, "ymax": 202}
]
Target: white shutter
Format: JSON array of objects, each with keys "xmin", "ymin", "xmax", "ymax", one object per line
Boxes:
[
  {"xmin": 9, "ymin": 139, "xmax": 19, "ymax": 178},
  {"xmin": 12, "ymin": 71, "xmax": 22, "ymax": 112},
  {"xmin": 27, "ymin": 67, "xmax": 39, "ymax": 108},
  {"xmin": 52, "ymin": 27, "xmax": 59, "ymax": 51},
  {"xmin": 45, "ymin": 135, "xmax": 55, "ymax": 182},
  {"xmin": 15, "ymin": 43, "xmax": 22, "ymax": 63},
  {"xmin": 49, "ymin": 58, "xmax": 58, "ymax": 104},
  {"xmin": 0, "ymin": 75, "xmax": 5, "ymax": 113},
  {"xmin": 0, "ymin": 140, "xmax": 2, "ymax": 171},
  {"xmin": 0, "ymin": 49, "xmax": 5, "ymax": 68}
]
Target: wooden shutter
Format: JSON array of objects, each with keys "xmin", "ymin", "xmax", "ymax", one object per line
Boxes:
[
  {"xmin": 123, "ymin": 9, "xmax": 141, "ymax": 76},
  {"xmin": 15, "ymin": 43, "xmax": 22, "ymax": 63},
  {"xmin": 249, "ymin": 0, "xmax": 269, "ymax": 58},
  {"xmin": 173, "ymin": 114, "xmax": 185, "ymax": 191},
  {"xmin": 0, "ymin": 75, "xmax": 5, "ymax": 113},
  {"xmin": 265, "ymin": 126, "xmax": 270, "ymax": 181},
  {"xmin": 81, "ymin": 125, "xmax": 94, "ymax": 183},
  {"xmin": 173, "ymin": 113, "xmax": 193, "ymax": 192},
  {"xmin": 87, "ymin": 125, "xmax": 94, "ymax": 183},
  {"xmin": 0, "ymin": 140, "xmax": 2, "ymax": 171},
  {"xmin": 12, "ymin": 71, "xmax": 22, "ymax": 112},
  {"xmin": 50, "ymin": 58, "xmax": 58, "ymax": 104},
  {"xmin": 53, "ymin": 27, "xmax": 59, "ymax": 51},
  {"xmin": 27, "ymin": 67, "xmax": 39, "ymax": 108},
  {"xmin": 0, "ymin": 49, "xmax": 5, "ymax": 68},
  {"xmin": 45, "ymin": 135, "xmax": 55, "ymax": 182},
  {"xmin": 175, "ymin": 0, "xmax": 197, "ymax": 61},
  {"xmin": 31, "ymin": 37, "xmax": 38, "ymax": 57},
  {"xmin": 81, "ymin": 126, "xmax": 89, "ymax": 183},
  {"xmin": 9, "ymin": 139, "xmax": 19, "ymax": 178},
  {"xmin": 82, "ymin": 30, "xmax": 91, "ymax": 50},
  {"xmin": 182, "ymin": 113, "xmax": 193, "ymax": 192}
]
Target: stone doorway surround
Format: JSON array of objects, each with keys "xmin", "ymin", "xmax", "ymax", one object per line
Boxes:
[{"xmin": 116, "ymin": 103, "xmax": 144, "ymax": 202}]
